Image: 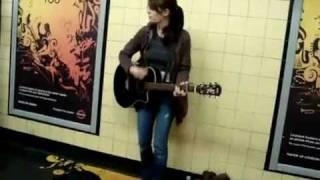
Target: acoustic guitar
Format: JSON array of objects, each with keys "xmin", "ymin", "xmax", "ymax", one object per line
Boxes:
[{"xmin": 113, "ymin": 65, "xmax": 222, "ymax": 108}]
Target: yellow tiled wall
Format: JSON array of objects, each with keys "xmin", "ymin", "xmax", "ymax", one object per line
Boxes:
[{"xmin": 0, "ymin": 0, "xmax": 310, "ymax": 179}]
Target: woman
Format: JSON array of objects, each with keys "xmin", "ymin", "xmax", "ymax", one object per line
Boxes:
[{"xmin": 119, "ymin": 0, "xmax": 191, "ymax": 179}]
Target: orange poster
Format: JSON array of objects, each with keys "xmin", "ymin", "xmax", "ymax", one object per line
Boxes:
[{"xmin": 9, "ymin": 0, "xmax": 109, "ymax": 134}]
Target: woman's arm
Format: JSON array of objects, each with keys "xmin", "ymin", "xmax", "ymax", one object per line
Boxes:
[
  {"xmin": 176, "ymin": 31, "xmax": 191, "ymax": 84},
  {"xmin": 173, "ymin": 31, "xmax": 191, "ymax": 97},
  {"xmin": 119, "ymin": 26, "xmax": 147, "ymax": 73}
]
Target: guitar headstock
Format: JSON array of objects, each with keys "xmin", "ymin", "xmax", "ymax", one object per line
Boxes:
[{"xmin": 195, "ymin": 82, "xmax": 222, "ymax": 97}]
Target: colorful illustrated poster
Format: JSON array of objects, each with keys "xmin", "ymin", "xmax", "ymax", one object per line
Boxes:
[
  {"xmin": 279, "ymin": 0, "xmax": 320, "ymax": 168},
  {"xmin": 9, "ymin": 0, "xmax": 109, "ymax": 134},
  {"xmin": 268, "ymin": 0, "xmax": 320, "ymax": 178}
]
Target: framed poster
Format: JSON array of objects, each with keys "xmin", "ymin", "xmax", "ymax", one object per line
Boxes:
[
  {"xmin": 0, "ymin": 2, "xmax": 1, "ymax": 34},
  {"xmin": 8, "ymin": 0, "xmax": 109, "ymax": 134},
  {"xmin": 266, "ymin": 0, "xmax": 320, "ymax": 178}
]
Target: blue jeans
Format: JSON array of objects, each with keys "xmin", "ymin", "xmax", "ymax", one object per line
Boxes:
[{"xmin": 137, "ymin": 95, "xmax": 174, "ymax": 180}]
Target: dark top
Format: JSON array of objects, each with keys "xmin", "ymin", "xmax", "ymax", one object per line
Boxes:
[{"xmin": 144, "ymin": 32, "xmax": 174, "ymax": 82}]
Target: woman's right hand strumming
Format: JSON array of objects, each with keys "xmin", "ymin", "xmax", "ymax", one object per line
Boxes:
[{"xmin": 129, "ymin": 66, "xmax": 148, "ymax": 80}]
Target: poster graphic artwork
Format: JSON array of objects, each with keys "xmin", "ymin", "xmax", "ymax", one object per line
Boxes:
[
  {"xmin": 9, "ymin": 0, "xmax": 109, "ymax": 133},
  {"xmin": 279, "ymin": 0, "xmax": 320, "ymax": 169}
]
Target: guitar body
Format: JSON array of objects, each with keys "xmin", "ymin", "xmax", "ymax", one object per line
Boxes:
[
  {"xmin": 114, "ymin": 65, "xmax": 222, "ymax": 112},
  {"xmin": 113, "ymin": 65, "xmax": 161, "ymax": 108}
]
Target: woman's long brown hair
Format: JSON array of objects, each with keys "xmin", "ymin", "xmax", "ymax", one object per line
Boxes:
[{"xmin": 148, "ymin": 0, "xmax": 184, "ymax": 44}]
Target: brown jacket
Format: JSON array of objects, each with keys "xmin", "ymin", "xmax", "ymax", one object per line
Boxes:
[{"xmin": 119, "ymin": 25, "xmax": 191, "ymax": 123}]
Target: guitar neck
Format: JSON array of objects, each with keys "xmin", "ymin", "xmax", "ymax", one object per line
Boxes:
[{"xmin": 144, "ymin": 82, "xmax": 195, "ymax": 93}]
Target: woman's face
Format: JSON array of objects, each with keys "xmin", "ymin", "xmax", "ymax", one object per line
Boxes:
[{"xmin": 147, "ymin": 7, "xmax": 169, "ymax": 24}]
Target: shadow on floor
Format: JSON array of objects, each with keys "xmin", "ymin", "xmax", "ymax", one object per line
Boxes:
[{"xmin": 0, "ymin": 140, "xmax": 137, "ymax": 180}]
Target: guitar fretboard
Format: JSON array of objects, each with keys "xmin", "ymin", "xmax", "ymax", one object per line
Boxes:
[{"xmin": 144, "ymin": 82, "xmax": 195, "ymax": 92}]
